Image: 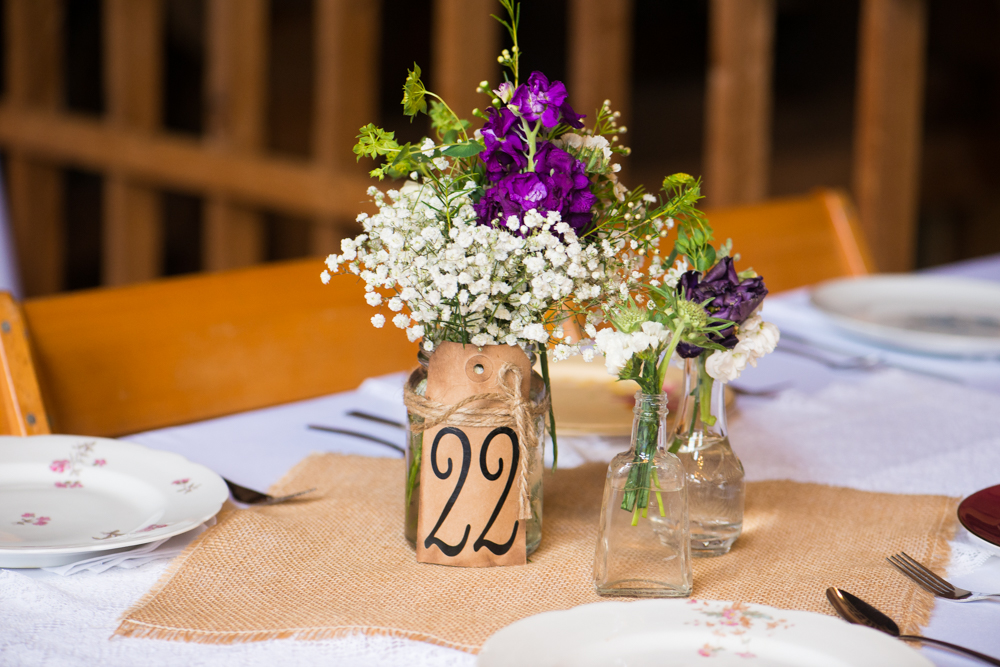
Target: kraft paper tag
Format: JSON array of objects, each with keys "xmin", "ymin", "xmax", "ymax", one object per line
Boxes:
[{"xmin": 416, "ymin": 342, "xmax": 530, "ymax": 567}]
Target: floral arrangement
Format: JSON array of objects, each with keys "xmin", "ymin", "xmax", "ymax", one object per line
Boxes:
[
  {"xmin": 594, "ymin": 227, "xmax": 780, "ymax": 520},
  {"xmin": 321, "ymin": 0, "xmax": 780, "ymax": 495},
  {"xmin": 322, "ymin": 0, "xmax": 714, "ymax": 462}
]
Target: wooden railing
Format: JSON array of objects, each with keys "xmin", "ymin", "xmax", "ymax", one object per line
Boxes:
[{"xmin": 1, "ymin": 0, "xmax": 926, "ymax": 297}]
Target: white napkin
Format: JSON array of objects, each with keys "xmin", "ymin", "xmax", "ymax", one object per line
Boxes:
[{"xmin": 42, "ymin": 519, "xmax": 215, "ymax": 576}]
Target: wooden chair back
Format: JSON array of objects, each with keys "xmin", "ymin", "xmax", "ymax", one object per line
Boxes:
[
  {"xmin": 704, "ymin": 188, "xmax": 875, "ymax": 293},
  {"xmin": 0, "ymin": 259, "xmax": 417, "ymax": 437}
]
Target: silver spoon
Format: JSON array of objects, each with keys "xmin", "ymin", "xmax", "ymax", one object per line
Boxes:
[{"xmin": 826, "ymin": 587, "xmax": 1000, "ymax": 666}]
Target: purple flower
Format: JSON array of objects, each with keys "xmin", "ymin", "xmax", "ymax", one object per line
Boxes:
[
  {"xmin": 509, "ymin": 72, "xmax": 585, "ymax": 130},
  {"xmin": 475, "ymin": 142, "xmax": 595, "ymax": 234},
  {"xmin": 481, "ymin": 107, "xmax": 528, "ymax": 182},
  {"xmin": 474, "ymin": 172, "xmax": 546, "ymax": 228},
  {"xmin": 534, "ymin": 142, "xmax": 595, "ymax": 230},
  {"xmin": 676, "ymin": 257, "xmax": 769, "ymax": 358}
]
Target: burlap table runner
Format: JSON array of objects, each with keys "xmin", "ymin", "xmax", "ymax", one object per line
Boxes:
[{"xmin": 117, "ymin": 453, "xmax": 957, "ymax": 652}]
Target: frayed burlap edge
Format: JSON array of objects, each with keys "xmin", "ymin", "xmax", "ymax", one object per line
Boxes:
[
  {"xmin": 899, "ymin": 495, "xmax": 959, "ymax": 636},
  {"xmin": 113, "ymin": 621, "xmax": 482, "ymax": 653},
  {"xmin": 112, "ymin": 455, "xmax": 325, "ymax": 644}
]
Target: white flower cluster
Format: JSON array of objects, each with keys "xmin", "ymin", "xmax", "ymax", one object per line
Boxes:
[
  {"xmin": 322, "ymin": 180, "xmax": 625, "ymax": 351},
  {"xmin": 704, "ymin": 311, "xmax": 780, "ymax": 383},
  {"xmin": 555, "ymin": 133, "xmax": 613, "ymax": 169},
  {"xmin": 592, "ymin": 321, "xmax": 671, "ymax": 376}
]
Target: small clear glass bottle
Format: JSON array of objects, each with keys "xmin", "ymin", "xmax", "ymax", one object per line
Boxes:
[
  {"xmin": 404, "ymin": 346, "xmax": 545, "ymax": 556},
  {"xmin": 670, "ymin": 356, "xmax": 745, "ymax": 557},
  {"xmin": 594, "ymin": 392, "xmax": 691, "ymax": 597}
]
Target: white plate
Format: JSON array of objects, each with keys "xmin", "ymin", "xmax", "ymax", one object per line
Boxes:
[
  {"xmin": 478, "ymin": 599, "xmax": 931, "ymax": 666},
  {"xmin": 0, "ymin": 435, "xmax": 227, "ymax": 568},
  {"xmin": 811, "ymin": 275, "xmax": 1000, "ymax": 357}
]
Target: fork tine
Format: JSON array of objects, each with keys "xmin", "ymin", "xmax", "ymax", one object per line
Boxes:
[
  {"xmin": 899, "ymin": 552, "xmax": 955, "ymax": 592},
  {"xmin": 889, "ymin": 554, "xmax": 950, "ymax": 594},
  {"xmin": 887, "ymin": 555, "xmax": 949, "ymax": 596}
]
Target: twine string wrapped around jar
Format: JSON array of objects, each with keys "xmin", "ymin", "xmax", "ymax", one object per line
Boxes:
[{"xmin": 403, "ymin": 362, "xmax": 549, "ymax": 520}]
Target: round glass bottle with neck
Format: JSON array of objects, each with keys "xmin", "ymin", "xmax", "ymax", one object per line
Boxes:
[{"xmin": 670, "ymin": 355, "xmax": 745, "ymax": 556}]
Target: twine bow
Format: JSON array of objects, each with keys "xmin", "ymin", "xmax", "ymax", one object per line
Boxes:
[{"xmin": 403, "ymin": 362, "xmax": 549, "ymax": 520}]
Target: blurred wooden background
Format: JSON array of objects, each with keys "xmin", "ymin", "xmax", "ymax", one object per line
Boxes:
[{"xmin": 0, "ymin": 0, "xmax": 998, "ymax": 297}]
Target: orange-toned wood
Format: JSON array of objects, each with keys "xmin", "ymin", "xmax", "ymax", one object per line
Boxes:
[
  {"xmin": 4, "ymin": 0, "xmax": 65, "ymax": 297},
  {"xmin": 5, "ymin": 259, "xmax": 417, "ymax": 438},
  {"xmin": 103, "ymin": 0, "xmax": 165, "ymax": 286},
  {"xmin": 0, "ymin": 293, "xmax": 51, "ymax": 436},
  {"xmin": 204, "ymin": 200, "xmax": 267, "ymax": 270},
  {"xmin": 704, "ymin": 188, "xmax": 875, "ymax": 294},
  {"xmin": 204, "ymin": 0, "xmax": 269, "ymax": 270},
  {"xmin": 704, "ymin": 0, "xmax": 775, "ymax": 208},
  {"xmin": 432, "ymin": 0, "xmax": 499, "ymax": 122},
  {"xmin": 853, "ymin": 0, "xmax": 927, "ymax": 272},
  {"xmin": 5, "ymin": 0, "xmax": 62, "ymax": 107},
  {"xmin": 312, "ymin": 0, "xmax": 382, "ymax": 256},
  {"xmin": 0, "ymin": 105, "xmax": 371, "ymax": 218},
  {"xmin": 568, "ymin": 0, "xmax": 634, "ymax": 128}
]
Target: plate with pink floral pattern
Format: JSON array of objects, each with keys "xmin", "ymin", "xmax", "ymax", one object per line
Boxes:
[
  {"xmin": 0, "ymin": 435, "xmax": 227, "ymax": 568},
  {"xmin": 479, "ymin": 599, "xmax": 931, "ymax": 666}
]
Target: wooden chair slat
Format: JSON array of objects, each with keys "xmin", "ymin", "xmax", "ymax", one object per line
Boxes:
[
  {"xmin": 5, "ymin": 260, "xmax": 416, "ymax": 437},
  {"xmin": 705, "ymin": 188, "xmax": 875, "ymax": 294},
  {"xmin": 0, "ymin": 293, "xmax": 51, "ymax": 436}
]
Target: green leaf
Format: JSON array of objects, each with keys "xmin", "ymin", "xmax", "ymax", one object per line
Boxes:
[
  {"xmin": 429, "ymin": 100, "xmax": 468, "ymax": 136},
  {"xmin": 353, "ymin": 123, "xmax": 399, "ymax": 161},
  {"xmin": 442, "ymin": 141, "xmax": 484, "ymax": 158},
  {"xmin": 704, "ymin": 244, "xmax": 716, "ymax": 268},
  {"xmin": 402, "ymin": 64, "xmax": 428, "ymax": 118},
  {"xmin": 390, "ymin": 143, "xmax": 413, "ymax": 167}
]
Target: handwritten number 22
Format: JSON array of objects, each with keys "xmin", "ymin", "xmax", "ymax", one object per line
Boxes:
[{"xmin": 423, "ymin": 426, "xmax": 521, "ymax": 557}]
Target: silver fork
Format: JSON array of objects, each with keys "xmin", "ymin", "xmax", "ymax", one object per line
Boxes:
[
  {"xmin": 224, "ymin": 478, "xmax": 317, "ymax": 506},
  {"xmin": 887, "ymin": 552, "xmax": 1000, "ymax": 602}
]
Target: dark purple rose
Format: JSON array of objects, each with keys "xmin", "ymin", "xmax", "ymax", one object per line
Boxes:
[
  {"xmin": 509, "ymin": 71, "xmax": 585, "ymax": 130},
  {"xmin": 481, "ymin": 107, "xmax": 528, "ymax": 182},
  {"xmin": 475, "ymin": 142, "xmax": 595, "ymax": 235},
  {"xmin": 676, "ymin": 257, "xmax": 769, "ymax": 358}
]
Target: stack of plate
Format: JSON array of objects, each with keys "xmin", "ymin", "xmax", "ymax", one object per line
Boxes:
[{"xmin": 0, "ymin": 435, "xmax": 227, "ymax": 568}]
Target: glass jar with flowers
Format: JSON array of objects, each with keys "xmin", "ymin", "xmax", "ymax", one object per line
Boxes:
[
  {"xmin": 321, "ymin": 0, "xmax": 711, "ymax": 568},
  {"xmin": 668, "ymin": 256, "xmax": 778, "ymax": 556},
  {"xmin": 591, "ymin": 280, "xmax": 737, "ymax": 596}
]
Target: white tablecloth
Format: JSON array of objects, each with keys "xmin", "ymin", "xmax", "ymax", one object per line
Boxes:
[{"xmin": 3, "ymin": 256, "xmax": 1000, "ymax": 666}]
